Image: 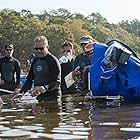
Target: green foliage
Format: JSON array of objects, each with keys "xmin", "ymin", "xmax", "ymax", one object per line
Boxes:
[
  {"xmin": 119, "ymin": 19, "xmax": 140, "ymax": 37},
  {"xmin": 0, "ymin": 8, "xmax": 140, "ymax": 61},
  {"xmin": 87, "ymin": 12, "xmax": 107, "ymax": 24},
  {"xmin": 90, "ymin": 25, "xmax": 112, "ymax": 42},
  {"xmin": 44, "ymin": 24, "xmax": 74, "ymax": 57},
  {"xmin": 63, "ymin": 19, "xmax": 89, "ymax": 44}
]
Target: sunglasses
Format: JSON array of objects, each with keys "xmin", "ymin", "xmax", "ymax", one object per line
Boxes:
[
  {"xmin": 6, "ymin": 49, "xmax": 13, "ymax": 51},
  {"xmin": 34, "ymin": 47, "xmax": 45, "ymax": 50},
  {"xmin": 80, "ymin": 43, "xmax": 88, "ymax": 47}
]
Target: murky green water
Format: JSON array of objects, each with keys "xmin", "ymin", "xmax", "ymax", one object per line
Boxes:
[{"xmin": 0, "ymin": 93, "xmax": 140, "ymax": 140}]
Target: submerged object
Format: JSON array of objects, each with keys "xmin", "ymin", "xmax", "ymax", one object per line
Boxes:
[{"xmin": 88, "ymin": 40, "xmax": 140, "ymax": 102}]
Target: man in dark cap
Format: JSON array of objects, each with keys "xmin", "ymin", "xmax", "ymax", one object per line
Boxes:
[{"xmin": 0, "ymin": 43, "xmax": 21, "ymax": 95}]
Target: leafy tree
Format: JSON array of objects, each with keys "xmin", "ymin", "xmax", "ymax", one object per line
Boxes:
[
  {"xmin": 20, "ymin": 9, "xmax": 33, "ymax": 18},
  {"xmin": 0, "ymin": 8, "xmax": 140, "ymax": 66},
  {"xmin": 44, "ymin": 24, "xmax": 74, "ymax": 57},
  {"xmin": 71, "ymin": 13, "xmax": 85, "ymax": 20},
  {"xmin": 90, "ymin": 25, "xmax": 112, "ymax": 42},
  {"xmin": 87, "ymin": 12, "xmax": 107, "ymax": 24},
  {"xmin": 119, "ymin": 19, "xmax": 140, "ymax": 37},
  {"xmin": 47, "ymin": 8, "xmax": 72, "ymax": 24},
  {"xmin": 63, "ymin": 19, "xmax": 90, "ymax": 44}
]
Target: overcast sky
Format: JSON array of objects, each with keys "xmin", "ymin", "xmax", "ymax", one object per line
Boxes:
[{"xmin": 0, "ymin": 0, "xmax": 139, "ymax": 23}]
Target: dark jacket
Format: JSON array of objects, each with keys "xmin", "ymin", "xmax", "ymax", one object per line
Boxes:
[
  {"xmin": 61, "ymin": 59, "xmax": 76, "ymax": 94},
  {"xmin": 73, "ymin": 53, "xmax": 92, "ymax": 70}
]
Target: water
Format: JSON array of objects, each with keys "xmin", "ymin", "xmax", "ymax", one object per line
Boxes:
[{"xmin": 0, "ymin": 93, "xmax": 140, "ymax": 140}]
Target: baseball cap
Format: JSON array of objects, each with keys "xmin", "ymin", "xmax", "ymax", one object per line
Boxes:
[
  {"xmin": 5, "ymin": 44, "xmax": 14, "ymax": 49},
  {"xmin": 80, "ymin": 35, "xmax": 93, "ymax": 44}
]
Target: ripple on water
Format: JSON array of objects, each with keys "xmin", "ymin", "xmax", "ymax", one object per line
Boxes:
[
  {"xmin": 51, "ymin": 129, "xmax": 71, "ymax": 134},
  {"xmin": 135, "ymin": 123, "xmax": 140, "ymax": 127},
  {"xmin": 24, "ymin": 116, "xmax": 35, "ymax": 120},
  {"xmin": 72, "ymin": 131, "xmax": 90, "ymax": 135},
  {"xmin": 13, "ymin": 119, "xmax": 24, "ymax": 123},
  {"xmin": 120, "ymin": 127, "xmax": 140, "ymax": 132},
  {"xmin": 1, "ymin": 108, "xmax": 25, "ymax": 113},
  {"xmin": 51, "ymin": 129, "xmax": 90, "ymax": 136},
  {"xmin": 0, "ymin": 125, "xmax": 10, "ymax": 131},
  {"xmin": 0, "ymin": 129, "xmax": 31, "ymax": 137},
  {"xmin": 39, "ymin": 133, "xmax": 88, "ymax": 139},
  {"xmin": 34, "ymin": 123, "xmax": 43, "ymax": 126},
  {"xmin": 59, "ymin": 125, "xmax": 84, "ymax": 128},
  {"xmin": 99, "ymin": 122, "xmax": 119, "ymax": 126},
  {"xmin": 58, "ymin": 112, "xmax": 70, "ymax": 115},
  {"xmin": 5, "ymin": 115, "xmax": 16, "ymax": 118},
  {"xmin": 0, "ymin": 121, "xmax": 10, "ymax": 125},
  {"xmin": 14, "ymin": 125, "xmax": 45, "ymax": 131},
  {"xmin": 53, "ymin": 127, "xmax": 91, "ymax": 132},
  {"xmin": 0, "ymin": 129, "xmax": 89, "ymax": 139},
  {"xmin": 0, "ymin": 117, "xmax": 5, "ymax": 120},
  {"xmin": 74, "ymin": 108, "xmax": 81, "ymax": 112}
]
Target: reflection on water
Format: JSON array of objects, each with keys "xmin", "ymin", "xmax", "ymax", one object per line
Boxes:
[
  {"xmin": 88, "ymin": 101, "xmax": 140, "ymax": 140},
  {"xmin": 0, "ymin": 93, "xmax": 91, "ymax": 139},
  {"xmin": 0, "ymin": 93, "xmax": 140, "ymax": 139}
]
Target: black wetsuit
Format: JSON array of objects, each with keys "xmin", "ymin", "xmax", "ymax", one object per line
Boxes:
[
  {"xmin": 21, "ymin": 53, "xmax": 61, "ymax": 101},
  {"xmin": 0, "ymin": 56, "xmax": 20, "ymax": 94},
  {"xmin": 61, "ymin": 59, "xmax": 76, "ymax": 94}
]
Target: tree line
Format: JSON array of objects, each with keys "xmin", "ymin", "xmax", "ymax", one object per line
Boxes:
[{"xmin": 0, "ymin": 8, "xmax": 140, "ymax": 66}]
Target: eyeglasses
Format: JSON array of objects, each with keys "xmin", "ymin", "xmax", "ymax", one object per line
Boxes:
[
  {"xmin": 34, "ymin": 47, "xmax": 45, "ymax": 50},
  {"xmin": 6, "ymin": 49, "xmax": 13, "ymax": 51},
  {"xmin": 62, "ymin": 50, "xmax": 71, "ymax": 53},
  {"xmin": 80, "ymin": 43, "xmax": 88, "ymax": 47}
]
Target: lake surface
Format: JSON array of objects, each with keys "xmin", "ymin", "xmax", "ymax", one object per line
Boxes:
[{"xmin": 0, "ymin": 93, "xmax": 140, "ymax": 140}]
